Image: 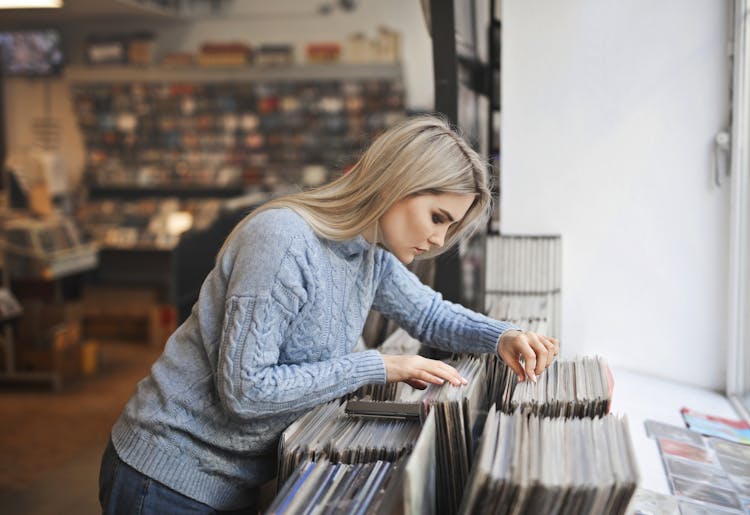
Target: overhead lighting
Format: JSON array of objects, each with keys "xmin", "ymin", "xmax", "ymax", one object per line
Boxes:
[{"xmin": 0, "ymin": 0, "xmax": 63, "ymax": 8}]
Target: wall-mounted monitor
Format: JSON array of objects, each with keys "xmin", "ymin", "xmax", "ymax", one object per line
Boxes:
[{"xmin": 0, "ymin": 29, "xmax": 64, "ymax": 77}]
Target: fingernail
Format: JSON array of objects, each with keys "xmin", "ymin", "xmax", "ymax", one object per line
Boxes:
[
  {"xmin": 438, "ymin": 378, "xmax": 445, "ymax": 384},
  {"xmin": 461, "ymin": 376, "xmax": 468, "ymax": 385},
  {"xmin": 530, "ymin": 373, "xmax": 537, "ymax": 383}
]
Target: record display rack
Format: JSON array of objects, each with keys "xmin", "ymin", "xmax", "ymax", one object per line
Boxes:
[
  {"xmin": 270, "ymin": 342, "xmax": 634, "ymax": 515},
  {"xmin": 485, "ymin": 234, "xmax": 562, "ymax": 339}
]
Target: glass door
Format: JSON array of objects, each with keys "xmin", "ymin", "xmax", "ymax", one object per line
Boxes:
[{"xmin": 727, "ymin": 0, "xmax": 750, "ymax": 422}]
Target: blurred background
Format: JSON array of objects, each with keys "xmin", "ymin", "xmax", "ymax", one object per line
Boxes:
[{"xmin": 0, "ymin": 1, "xmax": 748, "ymax": 513}]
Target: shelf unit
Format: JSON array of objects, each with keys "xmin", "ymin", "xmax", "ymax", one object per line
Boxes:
[
  {"xmin": 86, "ymin": 184, "xmax": 244, "ymax": 200},
  {"xmin": 68, "ymin": 61, "xmax": 405, "ymax": 323},
  {"xmin": 64, "ymin": 63, "xmax": 403, "ymax": 83}
]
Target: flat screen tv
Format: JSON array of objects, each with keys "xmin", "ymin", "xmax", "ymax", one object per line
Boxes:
[{"xmin": 0, "ymin": 29, "xmax": 64, "ymax": 76}]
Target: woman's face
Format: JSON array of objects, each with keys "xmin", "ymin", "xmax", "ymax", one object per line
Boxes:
[{"xmin": 379, "ymin": 192, "xmax": 475, "ymax": 264}]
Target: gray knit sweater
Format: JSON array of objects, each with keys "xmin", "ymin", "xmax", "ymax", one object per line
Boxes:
[{"xmin": 111, "ymin": 208, "xmax": 518, "ymax": 510}]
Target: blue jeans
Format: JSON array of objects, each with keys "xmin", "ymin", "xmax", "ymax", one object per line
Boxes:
[{"xmin": 98, "ymin": 440, "xmax": 257, "ymax": 515}]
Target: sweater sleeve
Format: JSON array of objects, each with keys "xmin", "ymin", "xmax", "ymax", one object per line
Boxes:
[
  {"xmin": 372, "ymin": 250, "xmax": 522, "ymax": 354},
  {"xmin": 215, "ymin": 220, "xmax": 385, "ymax": 421}
]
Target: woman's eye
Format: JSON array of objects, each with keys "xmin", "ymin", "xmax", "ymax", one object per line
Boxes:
[{"xmin": 432, "ymin": 214, "xmax": 443, "ymax": 224}]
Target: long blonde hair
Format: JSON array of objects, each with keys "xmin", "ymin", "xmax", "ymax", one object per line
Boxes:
[{"xmin": 228, "ymin": 115, "xmax": 492, "ymax": 258}]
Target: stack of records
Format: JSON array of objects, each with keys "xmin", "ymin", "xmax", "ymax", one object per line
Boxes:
[
  {"xmin": 483, "ymin": 352, "xmax": 518, "ymax": 415},
  {"xmin": 488, "ymin": 295, "xmax": 551, "ymax": 335},
  {"xmin": 459, "ymin": 406, "xmax": 639, "ymax": 515},
  {"xmin": 404, "ymin": 356, "xmax": 487, "ymax": 515},
  {"xmin": 274, "ymin": 325, "xmax": 623, "ymax": 514},
  {"xmin": 348, "ymin": 354, "xmax": 488, "ymax": 515},
  {"xmin": 266, "ymin": 458, "xmax": 396, "ymax": 514},
  {"xmin": 352, "ymin": 382, "xmax": 399, "ymax": 402},
  {"xmin": 483, "ymin": 353, "xmax": 612, "ymax": 418},
  {"xmin": 354, "ymin": 330, "xmax": 611, "ymax": 420},
  {"xmin": 277, "ymin": 400, "xmax": 421, "ymax": 485},
  {"xmin": 484, "ymin": 234, "xmax": 562, "ymax": 338},
  {"xmin": 270, "ymin": 411, "xmax": 438, "ymax": 515},
  {"xmin": 509, "ymin": 356, "xmax": 613, "ymax": 418}
]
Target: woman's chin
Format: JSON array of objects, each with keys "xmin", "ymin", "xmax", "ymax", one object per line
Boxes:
[{"xmin": 396, "ymin": 251, "xmax": 415, "ymax": 265}]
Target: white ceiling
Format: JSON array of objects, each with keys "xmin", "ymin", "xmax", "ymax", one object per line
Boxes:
[{"xmin": 0, "ymin": 0, "xmax": 197, "ymax": 26}]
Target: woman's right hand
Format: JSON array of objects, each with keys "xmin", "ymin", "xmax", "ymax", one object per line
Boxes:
[{"xmin": 381, "ymin": 354, "xmax": 468, "ymax": 390}]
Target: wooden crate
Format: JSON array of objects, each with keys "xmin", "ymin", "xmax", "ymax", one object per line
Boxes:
[
  {"xmin": 14, "ymin": 320, "xmax": 82, "ymax": 381},
  {"xmin": 81, "ymin": 286, "xmax": 176, "ymax": 346}
]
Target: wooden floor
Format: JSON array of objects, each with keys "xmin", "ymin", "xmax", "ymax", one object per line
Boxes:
[{"xmin": 0, "ymin": 341, "xmax": 161, "ymax": 515}]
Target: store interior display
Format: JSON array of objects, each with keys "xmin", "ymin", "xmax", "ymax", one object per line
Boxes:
[
  {"xmin": 271, "ymin": 345, "xmax": 633, "ymax": 514},
  {"xmin": 84, "ymin": 31, "xmax": 155, "ymax": 66},
  {"xmin": 197, "ymin": 42, "xmax": 252, "ymax": 67},
  {"xmin": 71, "ymin": 78, "xmax": 404, "ymax": 190},
  {"xmin": 347, "ymin": 27, "xmax": 401, "ymax": 64},
  {"xmin": 255, "ymin": 45, "xmax": 294, "ymax": 67},
  {"xmin": 76, "ymin": 197, "xmax": 225, "ymax": 249},
  {"xmin": 55, "ymin": 44, "xmax": 407, "ymax": 324},
  {"xmin": 69, "ymin": 72, "xmax": 405, "ymax": 250}
]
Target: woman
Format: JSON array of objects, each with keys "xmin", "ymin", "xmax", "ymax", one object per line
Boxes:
[{"xmin": 99, "ymin": 115, "xmax": 559, "ymax": 514}]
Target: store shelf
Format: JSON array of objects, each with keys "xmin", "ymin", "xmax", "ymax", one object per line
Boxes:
[
  {"xmin": 110, "ymin": 0, "xmax": 179, "ymax": 18},
  {"xmin": 65, "ymin": 63, "xmax": 403, "ymax": 83},
  {"xmin": 87, "ymin": 184, "xmax": 245, "ymax": 200}
]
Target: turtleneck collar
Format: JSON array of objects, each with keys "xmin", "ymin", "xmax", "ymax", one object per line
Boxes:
[{"xmin": 328, "ymin": 234, "xmax": 371, "ymax": 259}]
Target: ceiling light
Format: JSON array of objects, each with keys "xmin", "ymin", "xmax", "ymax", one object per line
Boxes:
[{"xmin": 0, "ymin": 0, "xmax": 63, "ymax": 8}]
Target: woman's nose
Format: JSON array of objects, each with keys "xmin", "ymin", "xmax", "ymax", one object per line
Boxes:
[{"xmin": 428, "ymin": 230, "xmax": 446, "ymax": 248}]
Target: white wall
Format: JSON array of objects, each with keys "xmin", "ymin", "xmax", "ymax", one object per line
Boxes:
[{"xmin": 501, "ymin": 0, "xmax": 731, "ymax": 390}]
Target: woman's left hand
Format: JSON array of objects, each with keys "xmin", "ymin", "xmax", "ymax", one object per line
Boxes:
[{"xmin": 497, "ymin": 330, "xmax": 559, "ymax": 383}]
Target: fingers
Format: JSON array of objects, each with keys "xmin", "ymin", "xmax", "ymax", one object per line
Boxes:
[
  {"xmin": 526, "ymin": 333, "xmax": 550, "ymax": 376},
  {"xmin": 498, "ymin": 346, "xmax": 526, "ymax": 382},
  {"xmin": 418, "ymin": 358, "xmax": 467, "ymax": 386},
  {"xmin": 542, "ymin": 335, "xmax": 560, "ymax": 358},
  {"xmin": 497, "ymin": 330, "xmax": 561, "ymax": 383},
  {"xmin": 382, "ymin": 354, "xmax": 467, "ymax": 387},
  {"xmin": 405, "ymin": 378, "xmax": 429, "ymax": 390},
  {"xmin": 520, "ymin": 344, "xmax": 538, "ymax": 383}
]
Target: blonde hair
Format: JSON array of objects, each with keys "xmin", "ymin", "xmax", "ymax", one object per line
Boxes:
[{"xmin": 228, "ymin": 114, "xmax": 492, "ymax": 258}]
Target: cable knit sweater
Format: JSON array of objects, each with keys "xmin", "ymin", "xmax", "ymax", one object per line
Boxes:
[{"xmin": 111, "ymin": 208, "xmax": 519, "ymax": 510}]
